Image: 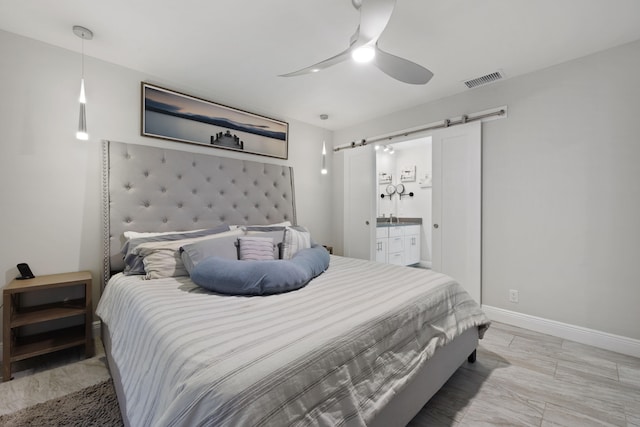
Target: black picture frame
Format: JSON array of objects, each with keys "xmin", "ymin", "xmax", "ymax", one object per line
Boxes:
[{"xmin": 142, "ymin": 83, "xmax": 288, "ymax": 159}]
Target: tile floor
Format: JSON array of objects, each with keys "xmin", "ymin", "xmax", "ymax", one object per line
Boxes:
[
  {"xmin": 1, "ymin": 322, "xmax": 639, "ymax": 426},
  {"xmin": 411, "ymin": 322, "xmax": 640, "ymax": 426},
  {"xmin": 0, "ymin": 341, "xmax": 110, "ymax": 416}
]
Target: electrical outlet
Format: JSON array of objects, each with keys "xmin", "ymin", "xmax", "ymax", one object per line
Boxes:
[{"xmin": 509, "ymin": 289, "xmax": 519, "ymax": 303}]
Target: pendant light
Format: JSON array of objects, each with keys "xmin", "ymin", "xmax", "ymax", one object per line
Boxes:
[
  {"xmin": 73, "ymin": 25, "xmax": 93, "ymax": 140},
  {"xmin": 321, "ymin": 141, "xmax": 328, "ymax": 175},
  {"xmin": 320, "ymin": 114, "xmax": 329, "ymax": 175}
]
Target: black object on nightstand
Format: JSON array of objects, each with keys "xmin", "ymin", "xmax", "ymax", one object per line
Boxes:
[{"xmin": 16, "ymin": 263, "xmax": 35, "ymax": 280}]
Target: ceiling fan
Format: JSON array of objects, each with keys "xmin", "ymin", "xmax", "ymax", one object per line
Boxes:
[{"xmin": 280, "ymin": 0, "xmax": 433, "ymax": 85}]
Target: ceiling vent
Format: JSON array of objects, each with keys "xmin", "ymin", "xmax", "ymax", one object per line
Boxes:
[{"xmin": 463, "ymin": 71, "xmax": 504, "ymax": 89}]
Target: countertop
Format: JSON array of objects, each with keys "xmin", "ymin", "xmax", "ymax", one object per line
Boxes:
[{"xmin": 376, "ymin": 217, "xmax": 422, "ymax": 227}]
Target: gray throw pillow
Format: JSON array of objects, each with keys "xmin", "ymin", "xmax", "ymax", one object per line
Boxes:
[
  {"xmin": 121, "ymin": 224, "xmax": 230, "ymax": 275},
  {"xmin": 180, "ymin": 233, "xmax": 242, "ymax": 275}
]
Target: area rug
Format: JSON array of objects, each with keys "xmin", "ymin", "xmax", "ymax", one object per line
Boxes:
[{"xmin": 0, "ymin": 379, "xmax": 123, "ymax": 427}]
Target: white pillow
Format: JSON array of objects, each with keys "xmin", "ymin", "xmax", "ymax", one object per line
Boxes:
[
  {"xmin": 133, "ymin": 229, "xmax": 243, "ymax": 279},
  {"xmin": 282, "ymin": 226, "xmax": 311, "ymax": 260}
]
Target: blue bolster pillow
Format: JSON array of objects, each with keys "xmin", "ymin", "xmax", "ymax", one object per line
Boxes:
[{"xmin": 190, "ymin": 245, "xmax": 330, "ymax": 295}]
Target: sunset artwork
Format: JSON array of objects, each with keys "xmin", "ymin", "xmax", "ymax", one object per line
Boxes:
[{"xmin": 142, "ymin": 83, "xmax": 288, "ymax": 159}]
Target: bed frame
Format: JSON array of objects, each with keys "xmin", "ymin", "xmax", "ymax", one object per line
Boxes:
[{"xmin": 100, "ymin": 140, "xmax": 478, "ymax": 426}]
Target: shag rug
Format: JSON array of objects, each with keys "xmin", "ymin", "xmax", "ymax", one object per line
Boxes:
[{"xmin": 0, "ymin": 379, "xmax": 123, "ymax": 427}]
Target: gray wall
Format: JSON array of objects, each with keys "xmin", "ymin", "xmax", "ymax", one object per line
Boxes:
[
  {"xmin": 333, "ymin": 40, "xmax": 640, "ymax": 340},
  {"xmin": 0, "ymin": 30, "xmax": 334, "ymax": 342}
]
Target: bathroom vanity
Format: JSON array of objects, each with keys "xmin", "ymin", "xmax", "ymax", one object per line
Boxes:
[{"xmin": 375, "ymin": 218, "xmax": 422, "ymax": 266}]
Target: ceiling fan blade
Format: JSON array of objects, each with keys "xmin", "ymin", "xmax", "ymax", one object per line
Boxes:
[
  {"xmin": 357, "ymin": 0, "xmax": 396, "ymax": 44},
  {"xmin": 374, "ymin": 44, "xmax": 434, "ymax": 85},
  {"xmin": 279, "ymin": 47, "xmax": 351, "ymax": 77}
]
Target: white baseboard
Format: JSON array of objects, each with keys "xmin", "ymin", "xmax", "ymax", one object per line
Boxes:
[
  {"xmin": 0, "ymin": 321, "xmax": 102, "ymax": 364},
  {"xmin": 482, "ymin": 305, "xmax": 640, "ymax": 359}
]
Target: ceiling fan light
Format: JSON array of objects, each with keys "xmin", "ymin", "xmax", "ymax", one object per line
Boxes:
[{"xmin": 351, "ymin": 45, "xmax": 375, "ymax": 63}]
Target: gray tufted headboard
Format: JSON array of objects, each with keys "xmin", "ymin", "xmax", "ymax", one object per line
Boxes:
[{"xmin": 102, "ymin": 140, "xmax": 296, "ymax": 287}]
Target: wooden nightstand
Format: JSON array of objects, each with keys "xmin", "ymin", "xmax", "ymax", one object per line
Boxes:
[{"xmin": 2, "ymin": 271, "xmax": 93, "ymax": 381}]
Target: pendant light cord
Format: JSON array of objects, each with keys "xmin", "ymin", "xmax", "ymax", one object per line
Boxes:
[{"xmin": 81, "ymin": 36, "xmax": 84, "ymax": 78}]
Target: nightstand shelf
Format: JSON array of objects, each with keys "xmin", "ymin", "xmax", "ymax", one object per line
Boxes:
[
  {"xmin": 11, "ymin": 299, "xmax": 86, "ymax": 327},
  {"xmin": 3, "ymin": 271, "xmax": 93, "ymax": 381},
  {"xmin": 12, "ymin": 325, "xmax": 87, "ymax": 362}
]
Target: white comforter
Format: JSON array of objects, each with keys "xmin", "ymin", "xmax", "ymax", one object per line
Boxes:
[{"xmin": 97, "ymin": 255, "xmax": 489, "ymax": 427}]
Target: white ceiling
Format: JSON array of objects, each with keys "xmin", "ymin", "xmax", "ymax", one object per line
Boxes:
[{"xmin": 1, "ymin": 0, "xmax": 640, "ymax": 130}]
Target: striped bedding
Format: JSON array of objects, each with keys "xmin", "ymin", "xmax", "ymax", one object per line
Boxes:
[{"xmin": 96, "ymin": 255, "xmax": 489, "ymax": 427}]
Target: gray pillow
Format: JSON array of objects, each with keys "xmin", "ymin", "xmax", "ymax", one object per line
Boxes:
[
  {"xmin": 180, "ymin": 233, "xmax": 242, "ymax": 275},
  {"xmin": 190, "ymin": 244, "xmax": 330, "ymax": 296},
  {"xmin": 121, "ymin": 224, "xmax": 230, "ymax": 275}
]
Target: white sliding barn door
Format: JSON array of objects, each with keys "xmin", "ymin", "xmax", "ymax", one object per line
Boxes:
[
  {"xmin": 432, "ymin": 121, "xmax": 482, "ymax": 303},
  {"xmin": 343, "ymin": 146, "xmax": 376, "ymax": 260}
]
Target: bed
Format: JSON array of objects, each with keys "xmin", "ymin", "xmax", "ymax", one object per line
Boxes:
[{"xmin": 97, "ymin": 140, "xmax": 490, "ymax": 427}]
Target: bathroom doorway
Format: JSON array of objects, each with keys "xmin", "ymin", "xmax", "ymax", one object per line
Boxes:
[{"xmin": 376, "ymin": 137, "xmax": 433, "ymax": 267}]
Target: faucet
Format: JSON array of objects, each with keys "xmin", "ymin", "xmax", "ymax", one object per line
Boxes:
[{"xmin": 389, "ymin": 213, "xmax": 396, "ymax": 224}]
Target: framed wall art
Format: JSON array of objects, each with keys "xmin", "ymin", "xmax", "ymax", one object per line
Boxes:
[
  {"xmin": 400, "ymin": 165, "xmax": 416, "ymax": 182},
  {"xmin": 142, "ymin": 83, "xmax": 288, "ymax": 159}
]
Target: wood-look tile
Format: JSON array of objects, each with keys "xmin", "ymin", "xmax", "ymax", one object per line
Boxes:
[
  {"xmin": 478, "ymin": 325, "xmax": 515, "ymax": 348},
  {"xmin": 407, "ymin": 401, "xmax": 461, "ymax": 427},
  {"xmin": 542, "ymin": 402, "xmax": 626, "ymax": 427},
  {"xmin": 456, "ymin": 355, "xmax": 547, "ymax": 426},
  {"xmin": 527, "ymin": 398, "xmax": 547, "ymax": 413},
  {"xmin": 627, "ymin": 410, "xmax": 640, "ymax": 427},
  {"xmin": 487, "ymin": 362, "xmax": 629, "ymax": 427},
  {"xmin": 474, "ymin": 346, "xmax": 509, "ymax": 366},
  {"xmin": 509, "ymin": 335, "xmax": 564, "ymax": 356},
  {"xmin": 414, "ymin": 382, "xmax": 471, "ymax": 424},
  {"xmin": 490, "ymin": 322, "xmax": 563, "ymax": 345},
  {"xmin": 411, "ymin": 351, "xmax": 509, "ymax": 427},
  {"xmin": 618, "ymin": 363, "xmax": 640, "ymax": 388},
  {"xmin": 481, "ymin": 338, "xmax": 558, "ymax": 376},
  {"xmin": 555, "ymin": 359, "xmax": 619, "ymax": 382},
  {"xmin": 551, "ymin": 339, "xmax": 632, "ymax": 376},
  {"xmin": 561, "ymin": 340, "xmax": 640, "ymax": 368},
  {"xmin": 627, "ymin": 401, "xmax": 640, "ymax": 427},
  {"xmin": 553, "ymin": 361, "xmax": 640, "ymax": 409},
  {"xmin": 420, "ymin": 363, "xmax": 495, "ymax": 424},
  {"xmin": 457, "ymin": 381, "xmax": 544, "ymax": 427}
]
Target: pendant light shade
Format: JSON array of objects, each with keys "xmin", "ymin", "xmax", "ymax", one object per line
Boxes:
[
  {"xmin": 321, "ymin": 141, "xmax": 328, "ymax": 175},
  {"xmin": 73, "ymin": 25, "xmax": 93, "ymax": 140},
  {"xmin": 76, "ymin": 79, "xmax": 88, "ymax": 140}
]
